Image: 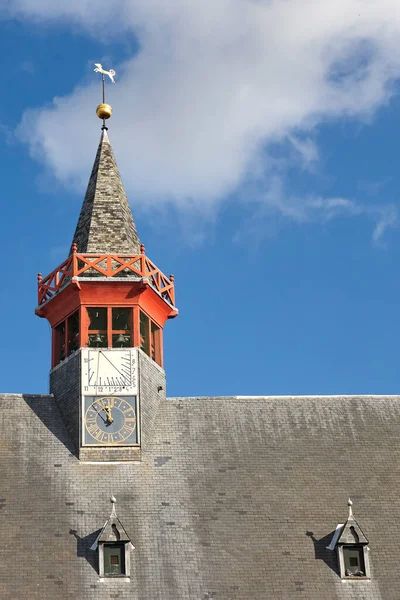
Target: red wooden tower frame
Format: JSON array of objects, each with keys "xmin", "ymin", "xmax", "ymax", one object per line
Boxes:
[{"xmin": 36, "ymin": 243, "xmax": 177, "ymax": 369}]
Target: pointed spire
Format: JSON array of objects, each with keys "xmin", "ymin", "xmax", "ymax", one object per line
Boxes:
[{"xmin": 70, "ymin": 130, "xmax": 140, "ymax": 255}]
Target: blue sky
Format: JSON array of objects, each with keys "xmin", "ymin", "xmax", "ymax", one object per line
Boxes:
[{"xmin": 2, "ymin": 1, "xmax": 400, "ymax": 397}]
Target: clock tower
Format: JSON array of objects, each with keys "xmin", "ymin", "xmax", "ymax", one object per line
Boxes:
[{"xmin": 35, "ymin": 99, "xmax": 177, "ymax": 461}]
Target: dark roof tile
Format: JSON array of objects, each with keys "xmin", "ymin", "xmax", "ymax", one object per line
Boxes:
[{"xmin": 70, "ymin": 130, "xmax": 140, "ymax": 255}]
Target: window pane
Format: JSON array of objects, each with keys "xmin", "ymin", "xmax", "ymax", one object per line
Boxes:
[
  {"xmin": 67, "ymin": 311, "xmax": 80, "ymax": 355},
  {"xmin": 112, "ymin": 308, "xmax": 131, "ymax": 331},
  {"xmin": 54, "ymin": 321, "xmax": 66, "ymax": 364},
  {"xmin": 104, "ymin": 544, "xmax": 125, "ymax": 576},
  {"xmin": 140, "ymin": 311, "xmax": 150, "ymax": 356},
  {"xmin": 88, "ymin": 333, "xmax": 108, "ymax": 348},
  {"xmin": 112, "ymin": 333, "xmax": 132, "ymax": 348},
  {"xmin": 151, "ymin": 321, "xmax": 160, "ymax": 364},
  {"xmin": 343, "ymin": 546, "xmax": 365, "ymax": 576},
  {"xmin": 87, "ymin": 308, "xmax": 107, "ymax": 331}
]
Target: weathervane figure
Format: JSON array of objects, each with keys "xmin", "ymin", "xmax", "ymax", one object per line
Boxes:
[
  {"xmin": 94, "ymin": 63, "xmax": 116, "ymax": 84},
  {"xmin": 94, "ymin": 63, "xmax": 116, "ymax": 130}
]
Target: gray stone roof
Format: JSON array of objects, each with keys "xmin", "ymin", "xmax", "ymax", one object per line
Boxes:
[
  {"xmin": 70, "ymin": 130, "xmax": 140, "ymax": 255},
  {"xmin": 1, "ymin": 393, "xmax": 399, "ymax": 599}
]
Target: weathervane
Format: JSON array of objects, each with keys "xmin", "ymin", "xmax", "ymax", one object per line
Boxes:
[{"xmin": 94, "ymin": 63, "xmax": 116, "ymax": 130}]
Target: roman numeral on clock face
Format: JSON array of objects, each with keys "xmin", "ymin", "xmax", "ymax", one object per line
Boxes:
[{"xmin": 84, "ymin": 395, "xmax": 138, "ymax": 445}]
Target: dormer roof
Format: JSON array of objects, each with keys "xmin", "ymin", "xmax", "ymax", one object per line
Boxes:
[
  {"xmin": 91, "ymin": 497, "xmax": 133, "ymax": 550},
  {"xmin": 336, "ymin": 516, "xmax": 369, "ymax": 545},
  {"xmin": 327, "ymin": 499, "xmax": 369, "ymax": 550}
]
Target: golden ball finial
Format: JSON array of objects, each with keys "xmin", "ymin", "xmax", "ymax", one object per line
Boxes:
[{"xmin": 96, "ymin": 103, "xmax": 113, "ymax": 120}]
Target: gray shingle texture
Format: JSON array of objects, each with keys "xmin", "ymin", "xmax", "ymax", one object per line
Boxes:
[
  {"xmin": 1, "ymin": 392, "xmax": 398, "ymax": 599},
  {"xmin": 70, "ymin": 130, "xmax": 140, "ymax": 256}
]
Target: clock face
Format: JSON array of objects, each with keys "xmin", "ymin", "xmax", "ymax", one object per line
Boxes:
[
  {"xmin": 82, "ymin": 348, "xmax": 138, "ymax": 396},
  {"xmin": 83, "ymin": 395, "xmax": 138, "ymax": 445}
]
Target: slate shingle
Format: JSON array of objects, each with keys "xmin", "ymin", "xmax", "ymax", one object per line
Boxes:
[
  {"xmin": 70, "ymin": 130, "xmax": 140, "ymax": 256},
  {"xmin": 1, "ymin": 393, "xmax": 399, "ymax": 599}
]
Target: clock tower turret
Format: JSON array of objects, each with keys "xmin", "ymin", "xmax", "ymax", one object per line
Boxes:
[{"xmin": 35, "ymin": 86, "xmax": 177, "ymax": 461}]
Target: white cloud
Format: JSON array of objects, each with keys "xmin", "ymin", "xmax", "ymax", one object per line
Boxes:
[
  {"xmin": 233, "ymin": 176, "xmax": 398, "ymax": 246},
  {"xmin": 9, "ymin": 0, "xmax": 400, "ymax": 234}
]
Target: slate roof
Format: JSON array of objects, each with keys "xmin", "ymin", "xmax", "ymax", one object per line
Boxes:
[
  {"xmin": 2, "ymin": 393, "xmax": 399, "ymax": 600},
  {"xmin": 70, "ymin": 130, "xmax": 140, "ymax": 255}
]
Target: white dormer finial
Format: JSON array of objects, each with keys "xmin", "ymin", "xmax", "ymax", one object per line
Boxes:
[
  {"xmin": 110, "ymin": 495, "xmax": 117, "ymax": 516},
  {"xmin": 348, "ymin": 498, "xmax": 353, "ymax": 519}
]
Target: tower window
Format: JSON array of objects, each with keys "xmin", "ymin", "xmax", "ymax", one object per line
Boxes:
[
  {"xmin": 140, "ymin": 311, "xmax": 162, "ymax": 366},
  {"xmin": 112, "ymin": 308, "xmax": 132, "ymax": 348},
  {"xmin": 140, "ymin": 311, "xmax": 150, "ymax": 355},
  {"xmin": 86, "ymin": 307, "xmax": 133, "ymax": 348},
  {"xmin": 54, "ymin": 321, "xmax": 66, "ymax": 364},
  {"xmin": 87, "ymin": 308, "xmax": 108, "ymax": 347},
  {"xmin": 53, "ymin": 310, "xmax": 80, "ymax": 366},
  {"xmin": 151, "ymin": 321, "xmax": 161, "ymax": 364},
  {"xmin": 67, "ymin": 311, "xmax": 80, "ymax": 355},
  {"xmin": 103, "ymin": 543, "xmax": 125, "ymax": 576}
]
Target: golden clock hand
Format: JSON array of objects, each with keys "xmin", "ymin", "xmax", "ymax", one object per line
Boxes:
[
  {"xmin": 103, "ymin": 405, "xmax": 114, "ymax": 423},
  {"xmin": 93, "ymin": 407, "xmax": 108, "ymax": 424}
]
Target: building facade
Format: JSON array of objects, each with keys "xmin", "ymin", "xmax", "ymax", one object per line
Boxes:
[{"xmin": 1, "ymin": 105, "xmax": 399, "ymax": 600}]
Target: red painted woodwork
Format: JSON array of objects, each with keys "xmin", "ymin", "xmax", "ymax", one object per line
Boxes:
[
  {"xmin": 36, "ymin": 247, "xmax": 177, "ymax": 368},
  {"xmin": 37, "ymin": 247, "xmax": 175, "ymax": 308}
]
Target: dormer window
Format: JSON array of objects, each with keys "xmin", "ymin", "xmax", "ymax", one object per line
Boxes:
[
  {"xmin": 327, "ymin": 499, "xmax": 370, "ymax": 579},
  {"xmin": 343, "ymin": 545, "xmax": 365, "ymax": 577},
  {"xmin": 91, "ymin": 496, "xmax": 134, "ymax": 579},
  {"xmin": 103, "ymin": 543, "xmax": 126, "ymax": 576}
]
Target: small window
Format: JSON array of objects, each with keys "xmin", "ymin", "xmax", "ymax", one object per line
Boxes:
[
  {"xmin": 343, "ymin": 546, "xmax": 365, "ymax": 577},
  {"xmin": 140, "ymin": 311, "xmax": 150, "ymax": 355},
  {"xmin": 140, "ymin": 311, "xmax": 162, "ymax": 365},
  {"xmin": 112, "ymin": 308, "xmax": 131, "ymax": 331},
  {"xmin": 151, "ymin": 321, "xmax": 161, "ymax": 364},
  {"xmin": 67, "ymin": 311, "xmax": 80, "ymax": 355},
  {"xmin": 328, "ymin": 500, "xmax": 371, "ymax": 580},
  {"xmin": 88, "ymin": 308, "xmax": 108, "ymax": 348},
  {"xmin": 112, "ymin": 308, "xmax": 132, "ymax": 348},
  {"xmin": 103, "ymin": 543, "xmax": 125, "ymax": 576},
  {"xmin": 88, "ymin": 307, "xmax": 108, "ymax": 330},
  {"xmin": 54, "ymin": 321, "xmax": 66, "ymax": 364}
]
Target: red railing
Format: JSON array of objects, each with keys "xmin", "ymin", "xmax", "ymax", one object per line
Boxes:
[{"xmin": 37, "ymin": 244, "xmax": 175, "ymax": 307}]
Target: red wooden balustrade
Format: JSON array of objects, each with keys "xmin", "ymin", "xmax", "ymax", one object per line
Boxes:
[{"xmin": 37, "ymin": 245, "xmax": 175, "ymax": 307}]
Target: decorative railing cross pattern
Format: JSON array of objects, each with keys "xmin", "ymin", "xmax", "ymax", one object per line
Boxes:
[{"xmin": 37, "ymin": 245, "xmax": 175, "ymax": 307}]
